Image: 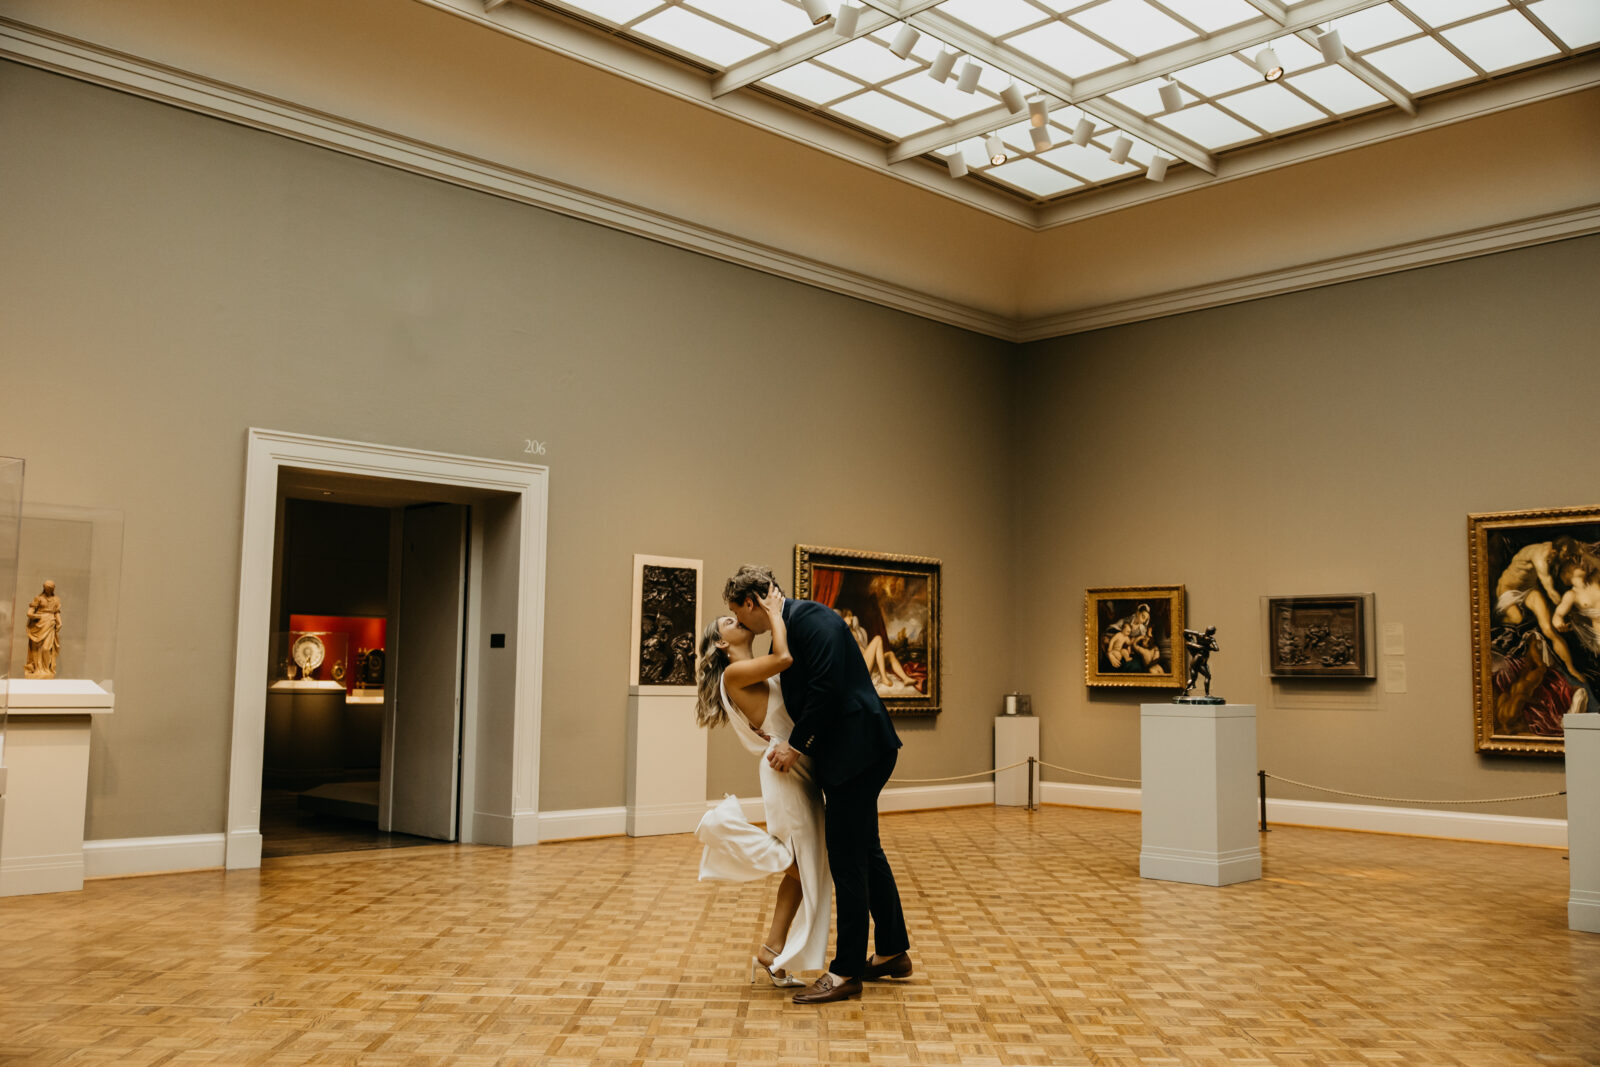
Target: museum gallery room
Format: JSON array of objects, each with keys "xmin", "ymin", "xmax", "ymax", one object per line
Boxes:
[{"xmin": 0, "ymin": 0, "xmax": 1598, "ymax": 1063}]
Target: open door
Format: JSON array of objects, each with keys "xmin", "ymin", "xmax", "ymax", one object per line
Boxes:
[{"xmin": 383, "ymin": 503, "xmax": 468, "ymax": 840}]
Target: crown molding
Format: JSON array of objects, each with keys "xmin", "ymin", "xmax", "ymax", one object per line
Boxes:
[{"xmin": 1015, "ymin": 203, "xmax": 1600, "ymax": 341}]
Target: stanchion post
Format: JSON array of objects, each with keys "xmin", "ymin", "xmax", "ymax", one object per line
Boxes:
[
  {"xmin": 1027, "ymin": 757, "xmax": 1036, "ymax": 811},
  {"xmin": 1258, "ymin": 769, "xmax": 1269, "ymax": 832}
]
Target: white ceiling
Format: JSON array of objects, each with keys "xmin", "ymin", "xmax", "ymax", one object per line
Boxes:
[{"xmin": 1, "ymin": 0, "xmax": 1596, "ymax": 338}]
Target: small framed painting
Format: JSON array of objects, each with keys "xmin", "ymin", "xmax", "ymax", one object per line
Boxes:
[{"xmin": 1085, "ymin": 585, "xmax": 1185, "ymax": 689}]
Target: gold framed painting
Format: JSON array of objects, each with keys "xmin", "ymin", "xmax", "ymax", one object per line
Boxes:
[
  {"xmin": 1085, "ymin": 585, "xmax": 1185, "ymax": 689},
  {"xmin": 793, "ymin": 544, "xmax": 940, "ymax": 716},
  {"xmin": 1469, "ymin": 505, "xmax": 1600, "ymax": 756}
]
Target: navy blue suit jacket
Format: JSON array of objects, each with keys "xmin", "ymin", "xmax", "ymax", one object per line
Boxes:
[{"xmin": 779, "ymin": 598, "xmax": 902, "ymax": 787}]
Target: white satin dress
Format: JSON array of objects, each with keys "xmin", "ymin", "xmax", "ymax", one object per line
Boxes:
[{"xmin": 695, "ymin": 676, "xmax": 832, "ymax": 975}]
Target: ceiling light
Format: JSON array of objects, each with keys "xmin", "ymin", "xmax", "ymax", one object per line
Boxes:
[
  {"xmin": 1029, "ymin": 125, "xmax": 1051, "ymax": 151},
  {"xmin": 955, "ymin": 60, "xmax": 981, "ymax": 93},
  {"xmin": 800, "ymin": 0, "xmax": 832, "ymax": 25},
  {"xmin": 1254, "ymin": 46, "xmax": 1285, "ymax": 82},
  {"xmin": 985, "ymin": 133, "xmax": 1006, "ymax": 166},
  {"xmin": 1000, "ymin": 82, "xmax": 1026, "ymax": 114},
  {"xmin": 833, "ymin": 3, "xmax": 861, "ymax": 37},
  {"xmin": 1070, "ymin": 117, "xmax": 1094, "ymax": 146},
  {"xmin": 1146, "ymin": 156, "xmax": 1170, "ymax": 182},
  {"xmin": 1027, "ymin": 97, "xmax": 1048, "ymax": 128},
  {"xmin": 945, "ymin": 149, "xmax": 967, "ymax": 179},
  {"xmin": 1158, "ymin": 79, "xmax": 1183, "ymax": 112},
  {"xmin": 929, "ymin": 48, "xmax": 958, "ymax": 81},
  {"xmin": 1108, "ymin": 134, "xmax": 1132, "ymax": 164},
  {"xmin": 1316, "ymin": 28, "xmax": 1346, "ymax": 63},
  {"xmin": 889, "ymin": 24, "xmax": 921, "ymax": 60}
]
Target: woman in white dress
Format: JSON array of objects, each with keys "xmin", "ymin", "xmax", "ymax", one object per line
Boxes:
[{"xmin": 694, "ymin": 585, "xmax": 831, "ymax": 987}]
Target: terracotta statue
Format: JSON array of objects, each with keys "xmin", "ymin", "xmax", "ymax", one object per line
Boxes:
[{"xmin": 25, "ymin": 579, "xmax": 62, "ymax": 679}]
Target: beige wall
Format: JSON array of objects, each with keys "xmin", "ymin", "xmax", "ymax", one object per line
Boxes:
[
  {"xmin": 0, "ymin": 63, "xmax": 1014, "ymax": 839},
  {"xmin": 1013, "ymin": 234, "xmax": 1600, "ymax": 820}
]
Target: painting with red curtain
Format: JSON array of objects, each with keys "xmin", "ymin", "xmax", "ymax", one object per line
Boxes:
[{"xmin": 794, "ymin": 546, "xmax": 941, "ymax": 716}]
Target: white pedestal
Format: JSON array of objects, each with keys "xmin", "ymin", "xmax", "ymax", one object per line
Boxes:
[
  {"xmin": 1566, "ymin": 713, "xmax": 1600, "ymax": 933},
  {"xmin": 0, "ymin": 680, "xmax": 114, "ymax": 896},
  {"xmin": 1139, "ymin": 702, "xmax": 1261, "ymax": 887},
  {"xmin": 994, "ymin": 716, "xmax": 1039, "ymax": 806},
  {"xmin": 625, "ymin": 688, "xmax": 707, "ymax": 836}
]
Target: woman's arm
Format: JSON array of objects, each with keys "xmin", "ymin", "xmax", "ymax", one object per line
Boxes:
[{"xmin": 723, "ymin": 585, "xmax": 794, "ymax": 689}]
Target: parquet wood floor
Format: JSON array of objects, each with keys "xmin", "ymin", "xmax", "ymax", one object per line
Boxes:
[{"xmin": 1, "ymin": 807, "xmax": 1595, "ymax": 1066}]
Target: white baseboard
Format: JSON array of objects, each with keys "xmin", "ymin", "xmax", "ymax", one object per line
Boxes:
[
  {"xmin": 537, "ymin": 805, "xmax": 627, "ymax": 842},
  {"xmin": 0, "ymin": 851, "xmax": 84, "ymax": 896},
  {"xmin": 1570, "ymin": 888, "xmax": 1600, "ymax": 934},
  {"xmin": 1040, "ymin": 782, "xmax": 1567, "ymax": 848},
  {"xmin": 880, "ymin": 781, "xmax": 993, "ymax": 812},
  {"xmin": 83, "ymin": 834, "xmax": 226, "ymax": 879}
]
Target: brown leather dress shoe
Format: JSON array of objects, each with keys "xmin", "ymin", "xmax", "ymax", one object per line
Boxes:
[
  {"xmin": 861, "ymin": 952, "xmax": 913, "ymax": 981},
  {"xmin": 792, "ymin": 973, "xmax": 863, "ymax": 1004}
]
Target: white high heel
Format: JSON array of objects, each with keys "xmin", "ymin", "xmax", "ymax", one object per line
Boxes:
[{"xmin": 751, "ymin": 944, "xmax": 805, "ymax": 988}]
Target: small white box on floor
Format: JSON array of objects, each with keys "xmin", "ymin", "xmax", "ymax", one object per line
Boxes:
[
  {"xmin": 994, "ymin": 715, "xmax": 1039, "ymax": 806},
  {"xmin": 625, "ymin": 689, "xmax": 707, "ymax": 837},
  {"xmin": 1566, "ymin": 713, "xmax": 1599, "ymax": 933},
  {"xmin": 1139, "ymin": 702, "xmax": 1261, "ymax": 887}
]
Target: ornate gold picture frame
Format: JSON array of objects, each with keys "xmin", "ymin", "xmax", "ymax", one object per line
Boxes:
[
  {"xmin": 793, "ymin": 544, "xmax": 940, "ymax": 717},
  {"xmin": 1085, "ymin": 585, "xmax": 1185, "ymax": 689},
  {"xmin": 1469, "ymin": 505, "xmax": 1600, "ymax": 756}
]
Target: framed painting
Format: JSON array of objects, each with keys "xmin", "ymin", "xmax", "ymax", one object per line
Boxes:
[
  {"xmin": 630, "ymin": 554, "xmax": 701, "ymax": 692},
  {"xmin": 793, "ymin": 544, "xmax": 940, "ymax": 716},
  {"xmin": 1085, "ymin": 585, "xmax": 1184, "ymax": 689},
  {"xmin": 1469, "ymin": 506, "xmax": 1600, "ymax": 756},
  {"xmin": 1265, "ymin": 594, "xmax": 1374, "ymax": 679}
]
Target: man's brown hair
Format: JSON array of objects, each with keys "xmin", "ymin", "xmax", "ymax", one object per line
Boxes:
[{"xmin": 724, "ymin": 564, "xmax": 777, "ymax": 606}]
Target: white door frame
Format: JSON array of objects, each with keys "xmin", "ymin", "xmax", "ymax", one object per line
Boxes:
[{"xmin": 225, "ymin": 428, "xmax": 548, "ymax": 869}]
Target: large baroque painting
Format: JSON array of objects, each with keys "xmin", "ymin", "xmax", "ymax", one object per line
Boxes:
[
  {"xmin": 794, "ymin": 544, "xmax": 940, "ymax": 716},
  {"xmin": 1469, "ymin": 506, "xmax": 1600, "ymax": 756}
]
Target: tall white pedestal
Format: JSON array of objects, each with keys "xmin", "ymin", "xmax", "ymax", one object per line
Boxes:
[
  {"xmin": 1139, "ymin": 702, "xmax": 1261, "ymax": 887},
  {"xmin": 0, "ymin": 680, "xmax": 114, "ymax": 896},
  {"xmin": 625, "ymin": 688, "xmax": 707, "ymax": 836},
  {"xmin": 994, "ymin": 716, "xmax": 1039, "ymax": 806},
  {"xmin": 1566, "ymin": 713, "xmax": 1600, "ymax": 933}
]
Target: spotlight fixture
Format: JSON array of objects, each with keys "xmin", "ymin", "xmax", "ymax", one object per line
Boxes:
[
  {"xmin": 1158, "ymin": 78, "xmax": 1182, "ymax": 112},
  {"xmin": 833, "ymin": 3, "xmax": 861, "ymax": 37},
  {"xmin": 1029, "ymin": 125, "xmax": 1051, "ymax": 151},
  {"xmin": 1146, "ymin": 155, "xmax": 1170, "ymax": 182},
  {"xmin": 1000, "ymin": 82, "xmax": 1026, "ymax": 114},
  {"xmin": 889, "ymin": 23, "xmax": 921, "ymax": 60},
  {"xmin": 1070, "ymin": 117, "xmax": 1094, "ymax": 147},
  {"xmin": 1254, "ymin": 46, "xmax": 1284, "ymax": 82},
  {"xmin": 1108, "ymin": 134, "xmax": 1132, "ymax": 164},
  {"xmin": 929, "ymin": 48, "xmax": 958, "ymax": 82},
  {"xmin": 1027, "ymin": 97, "xmax": 1048, "ymax": 128},
  {"xmin": 945, "ymin": 149, "xmax": 968, "ymax": 179},
  {"xmin": 800, "ymin": 0, "xmax": 832, "ymax": 25},
  {"xmin": 956, "ymin": 59, "xmax": 981, "ymax": 93},
  {"xmin": 1316, "ymin": 27, "xmax": 1346, "ymax": 63},
  {"xmin": 985, "ymin": 133, "xmax": 1006, "ymax": 166}
]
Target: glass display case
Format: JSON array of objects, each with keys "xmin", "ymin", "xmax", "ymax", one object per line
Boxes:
[
  {"xmin": 1259, "ymin": 593, "xmax": 1377, "ymax": 680},
  {"xmin": 9, "ymin": 503, "xmax": 123, "ymax": 694},
  {"xmin": 0, "ymin": 457, "xmax": 24, "ymax": 777},
  {"xmin": 269, "ymin": 630, "xmax": 352, "ymax": 692}
]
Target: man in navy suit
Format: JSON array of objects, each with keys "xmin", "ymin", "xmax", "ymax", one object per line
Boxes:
[{"xmin": 725, "ymin": 564, "xmax": 912, "ymax": 1004}]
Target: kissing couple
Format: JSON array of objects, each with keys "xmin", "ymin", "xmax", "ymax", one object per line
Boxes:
[{"xmin": 694, "ymin": 564, "xmax": 912, "ymax": 1004}]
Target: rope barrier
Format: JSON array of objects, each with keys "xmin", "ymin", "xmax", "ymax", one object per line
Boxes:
[
  {"xmin": 1036, "ymin": 760, "xmax": 1141, "ymax": 785},
  {"xmin": 1261, "ymin": 772, "xmax": 1565, "ymax": 806},
  {"xmin": 887, "ymin": 758, "xmax": 1032, "ymax": 784}
]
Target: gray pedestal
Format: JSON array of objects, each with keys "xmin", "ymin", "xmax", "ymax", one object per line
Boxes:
[
  {"xmin": 1139, "ymin": 702, "xmax": 1261, "ymax": 886},
  {"xmin": 1566, "ymin": 713, "xmax": 1599, "ymax": 933},
  {"xmin": 994, "ymin": 716, "xmax": 1039, "ymax": 806}
]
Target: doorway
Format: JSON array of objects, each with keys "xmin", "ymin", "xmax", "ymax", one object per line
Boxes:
[{"xmin": 226, "ymin": 430, "xmax": 549, "ymax": 870}]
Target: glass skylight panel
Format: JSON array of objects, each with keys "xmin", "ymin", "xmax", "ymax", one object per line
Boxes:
[
  {"xmin": 1394, "ymin": 0, "xmax": 1506, "ymax": 28},
  {"xmin": 1008, "ymin": 22, "xmax": 1128, "ymax": 77},
  {"xmin": 1528, "ymin": 0, "xmax": 1600, "ymax": 48},
  {"xmin": 556, "ymin": 0, "xmax": 662, "ymax": 26},
  {"xmin": 985, "ymin": 159, "xmax": 1083, "ymax": 198},
  {"xmin": 1219, "ymin": 83, "xmax": 1327, "ymax": 132},
  {"xmin": 1072, "ymin": 0, "xmax": 1200, "ymax": 56},
  {"xmin": 1176, "ymin": 53, "xmax": 1261, "ymax": 96},
  {"xmin": 1285, "ymin": 65, "xmax": 1388, "ymax": 113},
  {"xmin": 829, "ymin": 91, "xmax": 943, "ymax": 138},
  {"xmin": 1156, "ymin": 0, "xmax": 1263, "ymax": 34},
  {"xmin": 937, "ymin": 0, "xmax": 1049, "ymax": 37},
  {"xmin": 1269, "ymin": 34, "xmax": 1327, "ymax": 75},
  {"xmin": 883, "ymin": 71, "xmax": 999, "ymax": 120},
  {"xmin": 759, "ymin": 61, "xmax": 860, "ymax": 106},
  {"xmin": 1039, "ymin": 142, "xmax": 1140, "ymax": 182},
  {"xmin": 632, "ymin": 7, "xmax": 765, "ymax": 67},
  {"xmin": 1157, "ymin": 102, "xmax": 1259, "ymax": 148},
  {"xmin": 1108, "ymin": 78, "xmax": 1169, "ymax": 115},
  {"xmin": 1332, "ymin": 4, "xmax": 1421, "ymax": 52},
  {"xmin": 816, "ymin": 37, "xmax": 916, "ymax": 84},
  {"xmin": 686, "ymin": 0, "xmax": 808, "ymax": 44},
  {"xmin": 1443, "ymin": 10, "xmax": 1561, "ymax": 71},
  {"xmin": 1363, "ymin": 36, "xmax": 1477, "ymax": 91}
]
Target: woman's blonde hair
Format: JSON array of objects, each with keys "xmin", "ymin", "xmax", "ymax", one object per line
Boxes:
[{"xmin": 695, "ymin": 617, "xmax": 730, "ymax": 728}]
